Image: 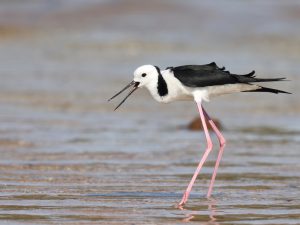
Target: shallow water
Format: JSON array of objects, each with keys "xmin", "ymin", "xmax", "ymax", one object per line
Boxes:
[{"xmin": 0, "ymin": 0, "xmax": 300, "ymax": 224}]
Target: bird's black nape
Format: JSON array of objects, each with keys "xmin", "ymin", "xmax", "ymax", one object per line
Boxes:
[{"xmin": 155, "ymin": 66, "xmax": 168, "ymax": 97}]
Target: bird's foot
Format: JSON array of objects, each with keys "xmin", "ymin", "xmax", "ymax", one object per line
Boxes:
[{"xmin": 177, "ymin": 191, "xmax": 189, "ymax": 208}]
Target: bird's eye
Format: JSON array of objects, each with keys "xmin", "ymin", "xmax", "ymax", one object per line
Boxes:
[{"xmin": 142, "ymin": 73, "xmax": 147, "ymax": 77}]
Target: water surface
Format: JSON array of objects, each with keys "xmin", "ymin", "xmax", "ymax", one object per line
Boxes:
[{"xmin": 0, "ymin": 0, "xmax": 299, "ymax": 224}]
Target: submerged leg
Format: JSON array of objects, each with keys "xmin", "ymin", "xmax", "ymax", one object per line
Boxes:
[
  {"xmin": 202, "ymin": 107, "xmax": 226, "ymax": 198},
  {"xmin": 178, "ymin": 101, "xmax": 213, "ymax": 206}
]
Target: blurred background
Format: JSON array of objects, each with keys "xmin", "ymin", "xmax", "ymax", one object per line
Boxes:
[{"xmin": 0, "ymin": 0, "xmax": 299, "ymax": 224}]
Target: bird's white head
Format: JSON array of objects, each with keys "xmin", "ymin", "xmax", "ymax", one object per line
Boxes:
[
  {"xmin": 108, "ymin": 64, "xmax": 160, "ymax": 110},
  {"xmin": 133, "ymin": 65, "xmax": 159, "ymax": 89}
]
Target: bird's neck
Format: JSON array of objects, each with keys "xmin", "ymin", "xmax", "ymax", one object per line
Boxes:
[
  {"xmin": 145, "ymin": 70, "xmax": 194, "ymax": 103},
  {"xmin": 145, "ymin": 76, "xmax": 165, "ymax": 102}
]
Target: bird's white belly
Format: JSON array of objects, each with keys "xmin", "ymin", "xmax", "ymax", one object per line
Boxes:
[
  {"xmin": 191, "ymin": 83, "xmax": 259, "ymax": 102},
  {"xmin": 165, "ymin": 91, "xmax": 193, "ymax": 102},
  {"xmin": 207, "ymin": 84, "xmax": 258, "ymax": 97}
]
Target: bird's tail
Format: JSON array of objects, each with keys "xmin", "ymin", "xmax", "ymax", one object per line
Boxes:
[
  {"xmin": 243, "ymin": 86, "xmax": 291, "ymax": 94},
  {"xmin": 250, "ymin": 77, "xmax": 287, "ymax": 82},
  {"xmin": 234, "ymin": 71, "xmax": 288, "ymax": 83}
]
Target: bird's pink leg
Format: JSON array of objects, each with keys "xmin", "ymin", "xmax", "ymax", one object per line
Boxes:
[
  {"xmin": 178, "ymin": 101, "xmax": 213, "ymax": 206},
  {"xmin": 202, "ymin": 107, "xmax": 226, "ymax": 198}
]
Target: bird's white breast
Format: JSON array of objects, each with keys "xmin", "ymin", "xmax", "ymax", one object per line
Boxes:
[
  {"xmin": 191, "ymin": 83, "xmax": 260, "ymax": 102},
  {"xmin": 159, "ymin": 70, "xmax": 193, "ymax": 103}
]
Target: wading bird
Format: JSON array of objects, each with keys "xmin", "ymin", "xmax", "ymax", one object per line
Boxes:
[{"xmin": 108, "ymin": 62, "xmax": 289, "ymax": 206}]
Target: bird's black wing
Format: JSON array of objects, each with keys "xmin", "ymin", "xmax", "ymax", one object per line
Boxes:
[
  {"xmin": 169, "ymin": 62, "xmax": 288, "ymax": 88},
  {"xmin": 168, "ymin": 62, "xmax": 245, "ymax": 88}
]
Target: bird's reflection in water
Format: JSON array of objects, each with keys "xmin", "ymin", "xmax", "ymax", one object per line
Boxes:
[
  {"xmin": 208, "ymin": 198, "xmax": 218, "ymax": 224},
  {"xmin": 180, "ymin": 198, "xmax": 219, "ymax": 224}
]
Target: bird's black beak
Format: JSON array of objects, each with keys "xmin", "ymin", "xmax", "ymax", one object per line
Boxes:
[{"xmin": 108, "ymin": 81, "xmax": 140, "ymax": 110}]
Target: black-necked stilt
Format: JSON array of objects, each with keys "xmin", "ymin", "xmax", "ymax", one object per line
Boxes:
[{"xmin": 108, "ymin": 62, "xmax": 290, "ymax": 206}]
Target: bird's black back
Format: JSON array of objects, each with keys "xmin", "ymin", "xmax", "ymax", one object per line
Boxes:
[{"xmin": 168, "ymin": 62, "xmax": 284, "ymax": 88}]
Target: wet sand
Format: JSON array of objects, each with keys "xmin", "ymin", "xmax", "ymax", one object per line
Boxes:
[{"xmin": 0, "ymin": 1, "xmax": 299, "ymax": 224}]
